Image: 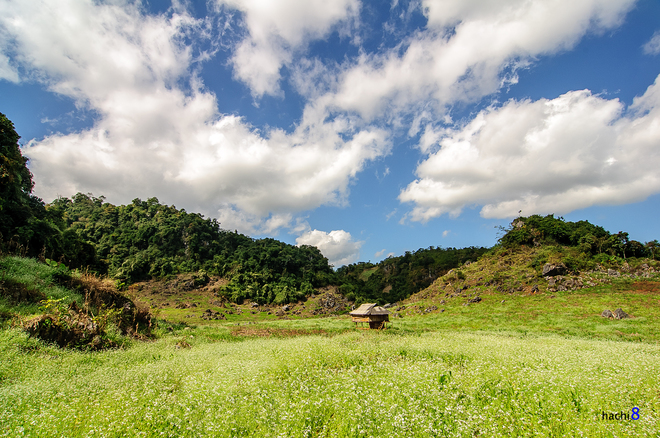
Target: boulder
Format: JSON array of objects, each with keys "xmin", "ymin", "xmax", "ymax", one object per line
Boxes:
[
  {"xmin": 613, "ymin": 308, "xmax": 629, "ymax": 320},
  {"xmin": 601, "ymin": 309, "xmax": 614, "ymax": 318},
  {"xmin": 468, "ymin": 296, "xmax": 482, "ymax": 303},
  {"xmin": 542, "ymin": 263, "xmax": 568, "ymax": 277}
]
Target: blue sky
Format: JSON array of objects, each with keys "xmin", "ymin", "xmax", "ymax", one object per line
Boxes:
[{"xmin": 1, "ymin": 0, "xmax": 660, "ymax": 267}]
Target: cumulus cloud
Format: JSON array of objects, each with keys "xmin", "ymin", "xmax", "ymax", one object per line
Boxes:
[
  {"xmin": 643, "ymin": 30, "xmax": 660, "ymax": 55},
  {"xmin": 0, "ymin": 54, "xmax": 18, "ymax": 82},
  {"xmin": 217, "ymin": 0, "xmax": 359, "ymax": 97},
  {"xmin": 320, "ymin": 0, "xmax": 635, "ymax": 121},
  {"xmin": 0, "ymin": 0, "xmax": 389, "ymax": 234},
  {"xmin": 400, "ymin": 74, "xmax": 660, "ymax": 221},
  {"xmin": 0, "ymin": 0, "xmax": 645, "ymax": 237},
  {"xmin": 296, "ymin": 229, "xmax": 363, "ymax": 267}
]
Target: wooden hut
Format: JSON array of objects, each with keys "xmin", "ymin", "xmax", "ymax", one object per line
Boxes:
[{"xmin": 349, "ymin": 303, "xmax": 389, "ymax": 330}]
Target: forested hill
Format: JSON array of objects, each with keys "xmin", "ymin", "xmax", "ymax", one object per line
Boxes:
[
  {"xmin": 50, "ymin": 193, "xmax": 334, "ymax": 304},
  {"xmin": 51, "ymin": 194, "xmax": 490, "ymax": 305}
]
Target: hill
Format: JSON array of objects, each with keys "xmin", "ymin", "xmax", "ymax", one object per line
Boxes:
[{"xmin": 51, "ymin": 193, "xmax": 334, "ymax": 305}]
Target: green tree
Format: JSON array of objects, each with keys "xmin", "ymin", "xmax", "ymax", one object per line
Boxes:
[
  {"xmin": 646, "ymin": 240, "xmax": 659, "ymax": 260},
  {"xmin": 0, "ymin": 112, "xmax": 35, "ymax": 242}
]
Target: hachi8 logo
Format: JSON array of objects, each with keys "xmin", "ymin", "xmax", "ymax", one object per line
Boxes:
[{"xmin": 601, "ymin": 407, "xmax": 640, "ymax": 421}]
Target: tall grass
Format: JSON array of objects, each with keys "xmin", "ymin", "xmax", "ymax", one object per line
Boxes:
[
  {"xmin": 1, "ymin": 328, "xmax": 658, "ymax": 437},
  {"xmin": 0, "ymin": 256, "xmax": 84, "ymax": 319}
]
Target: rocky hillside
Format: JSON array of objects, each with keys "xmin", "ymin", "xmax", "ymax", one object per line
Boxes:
[{"xmin": 394, "ymin": 244, "xmax": 659, "ymax": 318}]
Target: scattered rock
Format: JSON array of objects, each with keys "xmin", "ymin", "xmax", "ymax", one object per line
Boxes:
[
  {"xmin": 613, "ymin": 308, "xmax": 630, "ymax": 320},
  {"xmin": 531, "ymin": 284, "xmax": 539, "ymax": 293},
  {"xmin": 201, "ymin": 309, "xmax": 226, "ymax": 320},
  {"xmin": 607, "ymin": 269, "xmax": 620, "ymax": 277},
  {"xmin": 542, "ymin": 263, "xmax": 568, "ymax": 277},
  {"xmin": 601, "ymin": 309, "xmax": 614, "ymax": 318},
  {"xmin": 468, "ymin": 296, "xmax": 482, "ymax": 304}
]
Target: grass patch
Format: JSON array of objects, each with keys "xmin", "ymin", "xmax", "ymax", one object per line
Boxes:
[
  {"xmin": 0, "ymin": 329, "xmax": 658, "ymax": 436},
  {"xmin": 0, "ymin": 256, "xmax": 84, "ymax": 317}
]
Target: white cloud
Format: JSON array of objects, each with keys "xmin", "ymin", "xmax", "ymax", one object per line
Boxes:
[
  {"xmin": 643, "ymin": 30, "xmax": 660, "ymax": 55},
  {"xmin": 296, "ymin": 229, "xmax": 363, "ymax": 267},
  {"xmin": 0, "ymin": 54, "xmax": 18, "ymax": 82},
  {"xmin": 375, "ymin": 249, "xmax": 386, "ymax": 258},
  {"xmin": 0, "ymin": 0, "xmax": 389, "ymax": 234},
  {"xmin": 0, "ymin": 0, "xmax": 646, "ymax": 238},
  {"xmin": 442, "ymin": 230, "xmax": 450, "ymax": 237},
  {"xmin": 320, "ymin": 0, "xmax": 635, "ymax": 122},
  {"xmin": 400, "ymin": 74, "xmax": 660, "ymax": 221},
  {"xmin": 385, "ymin": 209, "xmax": 398, "ymax": 220},
  {"xmin": 217, "ymin": 0, "xmax": 359, "ymax": 97}
]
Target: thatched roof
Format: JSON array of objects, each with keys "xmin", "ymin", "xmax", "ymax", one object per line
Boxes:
[{"xmin": 349, "ymin": 303, "xmax": 389, "ymax": 317}]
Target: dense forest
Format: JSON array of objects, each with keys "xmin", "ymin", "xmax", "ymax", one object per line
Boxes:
[
  {"xmin": 2, "ymin": 111, "xmax": 659, "ymax": 306},
  {"xmin": 50, "ymin": 193, "xmax": 334, "ymax": 304}
]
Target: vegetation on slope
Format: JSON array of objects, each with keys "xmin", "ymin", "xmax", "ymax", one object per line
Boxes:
[
  {"xmin": 335, "ymin": 246, "xmax": 489, "ymax": 304},
  {"xmin": 51, "ymin": 193, "xmax": 334, "ymax": 304},
  {"xmin": 0, "ymin": 256, "xmax": 152, "ymax": 349},
  {"xmin": 0, "ymin": 112, "xmax": 96, "ymax": 268},
  {"xmin": 393, "ymin": 243, "xmax": 660, "ymax": 341},
  {"xmin": 498, "ymin": 214, "xmax": 657, "ymax": 261}
]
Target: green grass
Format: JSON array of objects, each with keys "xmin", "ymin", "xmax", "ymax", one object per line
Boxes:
[
  {"xmin": 0, "ymin": 256, "xmax": 84, "ymax": 320},
  {"xmin": 1, "ymin": 328, "xmax": 658, "ymax": 437},
  {"xmin": 3, "ymin": 254, "xmax": 660, "ymax": 436},
  {"xmin": 390, "ymin": 281, "xmax": 660, "ymax": 343}
]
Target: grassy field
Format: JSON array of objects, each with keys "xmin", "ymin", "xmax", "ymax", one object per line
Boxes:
[
  {"xmin": 2, "ymin": 255, "xmax": 660, "ymax": 437},
  {"xmin": 1, "ymin": 327, "xmax": 659, "ymax": 437}
]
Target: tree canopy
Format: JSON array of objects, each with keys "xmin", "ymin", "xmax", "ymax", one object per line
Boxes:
[{"xmin": 52, "ymin": 193, "xmax": 334, "ymax": 304}]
